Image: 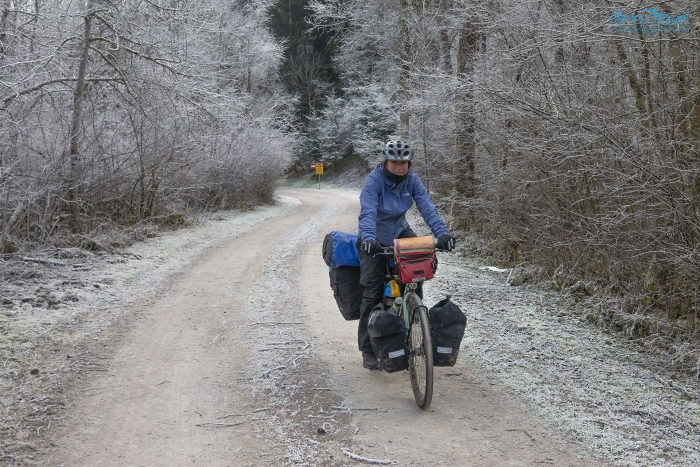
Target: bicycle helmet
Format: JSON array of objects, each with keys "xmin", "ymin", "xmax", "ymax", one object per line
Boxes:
[{"xmin": 383, "ymin": 140, "xmax": 412, "ymax": 161}]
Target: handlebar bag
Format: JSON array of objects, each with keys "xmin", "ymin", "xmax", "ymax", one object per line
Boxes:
[
  {"xmin": 428, "ymin": 297, "xmax": 467, "ymax": 366},
  {"xmin": 367, "ymin": 304, "xmax": 409, "ymax": 373},
  {"xmin": 395, "ymin": 255, "xmax": 437, "ymax": 284},
  {"xmin": 322, "ymin": 231, "xmax": 361, "ymax": 268},
  {"xmin": 393, "ymin": 237, "xmax": 437, "ymax": 284},
  {"xmin": 328, "ymin": 266, "xmax": 362, "ymax": 321}
]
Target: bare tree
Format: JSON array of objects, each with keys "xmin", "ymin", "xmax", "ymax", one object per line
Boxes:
[
  {"xmin": 0, "ymin": 0, "xmax": 294, "ymax": 249},
  {"xmin": 309, "ymin": 0, "xmax": 700, "ymax": 332},
  {"xmin": 449, "ymin": 16, "xmax": 479, "ymax": 229}
]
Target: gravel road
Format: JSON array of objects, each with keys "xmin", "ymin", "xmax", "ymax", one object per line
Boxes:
[{"xmin": 2, "ymin": 188, "xmax": 698, "ymax": 466}]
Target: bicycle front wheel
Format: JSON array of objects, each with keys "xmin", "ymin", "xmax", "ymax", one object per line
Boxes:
[{"xmin": 407, "ymin": 293, "xmax": 433, "ymax": 409}]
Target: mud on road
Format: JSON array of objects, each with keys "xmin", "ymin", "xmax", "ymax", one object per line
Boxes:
[{"xmin": 1, "ymin": 188, "xmax": 698, "ymax": 466}]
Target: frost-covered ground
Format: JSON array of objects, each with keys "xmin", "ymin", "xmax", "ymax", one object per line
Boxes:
[
  {"xmin": 1, "ymin": 189, "xmax": 699, "ymax": 466},
  {"xmin": 405, "ymin": 208, "xmax": 700, "ymax": 467},
  {"xmin": 240, "ymin": 196, "xmax": 355, "ymax": 465},
  {"xmin": 0, "ymin": 197, "xmax": 302, "ymax": 463},
  {"xmin": 0, "ymin": 199, "xmax": 302, "ymax": 348},
  {"xmin": 423, "ymin": 255, "xmax": 700, "ymax": 467}
]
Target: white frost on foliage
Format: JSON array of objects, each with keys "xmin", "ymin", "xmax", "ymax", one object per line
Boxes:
[
  {"xmin": 424, "ymin": 255, "xmax": 700, "ymax": 467},
  {"xmin": 405, "ymin": 207, "xmax": 700, "ymax": 467}
]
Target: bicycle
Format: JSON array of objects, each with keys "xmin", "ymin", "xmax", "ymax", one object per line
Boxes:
[{"xmin": 375, "ymin": 235, "xmax": 446, "ymax": 410}]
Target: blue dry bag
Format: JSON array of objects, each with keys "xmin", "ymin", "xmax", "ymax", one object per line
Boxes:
[{"xmin": 322, "ymin": 231, "xmax": 361, "ymax": 268}]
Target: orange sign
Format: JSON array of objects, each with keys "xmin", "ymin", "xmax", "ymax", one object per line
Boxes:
[{"xmin": 315, "ymin": 163, "xmax": 323, "ymax": 175}]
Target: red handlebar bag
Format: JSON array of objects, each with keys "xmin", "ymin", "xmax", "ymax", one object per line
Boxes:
[{"xmin": 393, "ymin": 236, "xmax": 437, "ymax": 284}]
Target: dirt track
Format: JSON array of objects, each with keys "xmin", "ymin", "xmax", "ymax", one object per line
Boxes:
[{"xmin": 35, "ymin": 188, "xmax": 597, "ymax": 466}]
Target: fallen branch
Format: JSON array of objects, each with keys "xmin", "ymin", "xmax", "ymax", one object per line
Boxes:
[
  {"xmin": 22, "ymin": 257, "xmax": 67, "ymax": 266},
  {"xmin": 247, "ymin": 322, "xmax": 304, "ymax": 326},
  {"xmin": 341, "ymin": 449, "xmax": 395, "ymax": 465},
  {"xmin": 330, "ymin": 406, "xmax": 383, "ymax": 413},
  {"xmin": 216, "ymin": 413, "xmax": 245, "ymax": 420},
  {"xmin": 291, "ymin": 354, "xmax": 312, "ymax": 368},
  {"xmin": 195, "ymin": 420, "xmax": 244, "ymax": 427}
]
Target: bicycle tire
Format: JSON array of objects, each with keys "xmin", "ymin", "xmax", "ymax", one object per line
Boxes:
[{"xmin": 407, "ymin": 293, "xmax": 433, "ymax": 409}]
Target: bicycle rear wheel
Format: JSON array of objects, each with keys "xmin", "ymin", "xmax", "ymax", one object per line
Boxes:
[{"xmin": 407, "ymin": 293, "xmax": 433, "ymax": 409}]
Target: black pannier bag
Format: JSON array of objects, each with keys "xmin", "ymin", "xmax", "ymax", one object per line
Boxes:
[
  {"xmin": 323, "ymin": 231, "xmax": 362, "ymax": 321},
  {"xmin": 329, "ymin": 266, "xmax": 362, "ymax": 321},
  {"xmin": 367, "ymin": 305, "xmax": 409, "ymax": 373},
  {"xmin": 428, "ymin": 297, "xmax": 467, "ymax": 366}
]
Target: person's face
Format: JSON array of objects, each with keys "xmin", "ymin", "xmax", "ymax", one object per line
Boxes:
[{"xmin": 386, "ymin": 160, "xmax": 409, "ymax": 176}]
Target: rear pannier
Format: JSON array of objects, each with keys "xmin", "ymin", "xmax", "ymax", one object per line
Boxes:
[
  {"xmin": 393, "ymin": 236, "xmax": 437, "ymax": 284},
  {"xmin": 428, "ymin": 297, "xmax": 467, "ymax": 366},
  {"xmin": 367, "ymin": 305, "xmax": 409, "ymax": 373},
  {"xmin": 323, "ymin": 231, "xmax": 362, "ymax": 321}
]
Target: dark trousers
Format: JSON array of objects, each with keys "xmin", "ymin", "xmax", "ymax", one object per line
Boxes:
[{"xmin": 357, "ymin": 228, "xmax": 417, "ymax": 353}]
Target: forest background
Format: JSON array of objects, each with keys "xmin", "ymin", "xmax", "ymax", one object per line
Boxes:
[{"xmin": 1, "ymin": 0, "xmax": 699, "ymax": 373}]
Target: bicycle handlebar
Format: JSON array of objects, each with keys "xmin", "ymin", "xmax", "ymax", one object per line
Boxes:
[{"xmin": 374, "ymin": 246, "xmax": 451, "ymax": 257}]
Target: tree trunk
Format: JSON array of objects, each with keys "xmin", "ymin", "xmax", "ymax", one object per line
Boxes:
[
  {"xmin": 1, "ymin": 177, "xmax": 9, "ymax": 254},
  {"xmin": 669, "ymin": 37, "xmax": 700, "ymax": 239},
  {"xmin": 449, "ymin": 20, "xmax": 478, "ymax": 230},
  {"xmin": 0, "ymin": 0, "xmax": 14, "ymax": 59},
  {"xmin": 67, "ymin": 0, "xmax": 94, "ymax": 232},
  {"xmin": 398, "ymin": 0, "xmax": 410, "ymax": 140},
  {"xmin": 439, "ymin": 0, "xmax": 452, "ymax": 73}
]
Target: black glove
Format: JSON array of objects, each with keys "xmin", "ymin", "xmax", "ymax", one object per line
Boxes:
[
  {"xmin": 361, "ymin": 239, "xmax": 383, "ymax": 255},
  {"xmin": 436, "ymin": 234, "xmax": 455, "ymax": 251}
]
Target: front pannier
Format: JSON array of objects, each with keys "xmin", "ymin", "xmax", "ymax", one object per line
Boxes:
[
  {"xmin": 428, "ymin": 297, "xmax": 467, "ymax": 366},
  {"xmin": 367, "ymin": 305, "xmax": 409, "ymax": 373},
  {"xmin": 329, "ymin": 266, "xmax": 362, "ymax": 321}
]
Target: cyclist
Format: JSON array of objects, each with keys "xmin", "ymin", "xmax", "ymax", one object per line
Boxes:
[{"xmin": 357, "ymin": 140, "xmax": 455, "ymax": 370}]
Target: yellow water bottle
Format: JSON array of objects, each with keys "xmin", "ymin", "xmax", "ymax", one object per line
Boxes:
[{"xmin": 383, "ymin": 279, "xmax": 401, "ymax": 307}]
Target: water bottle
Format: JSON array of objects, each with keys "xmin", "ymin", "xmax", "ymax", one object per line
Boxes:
[
  {"xmin": 392, "ymin": 296, "xmax": 403, "ymax": 313},
  {"xmin": 383, "ymin": 279, "xmax": 401, "ymax": 307}
]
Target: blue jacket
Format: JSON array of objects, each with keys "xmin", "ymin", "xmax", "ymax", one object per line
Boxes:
[{"xmin": 358, "ymin": 165, "xmax": 449, "ymax": 246}]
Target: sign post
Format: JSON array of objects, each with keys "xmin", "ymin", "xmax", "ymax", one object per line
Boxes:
[{"xmin": 315, "ymin": 163, "xmax": 323, "ymax": 190}]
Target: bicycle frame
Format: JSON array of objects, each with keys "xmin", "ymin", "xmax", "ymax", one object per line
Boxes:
[
  {"xmin": 376, "ymin": 241, "xmax": 438, "ymax": 409},
  {"xmin": 394, "ymin": 283, "xmax": 417, "ymax": 330},
  {"xmin": 380, "ymin": 252, "xmax": 424, "ymax": 332}
]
